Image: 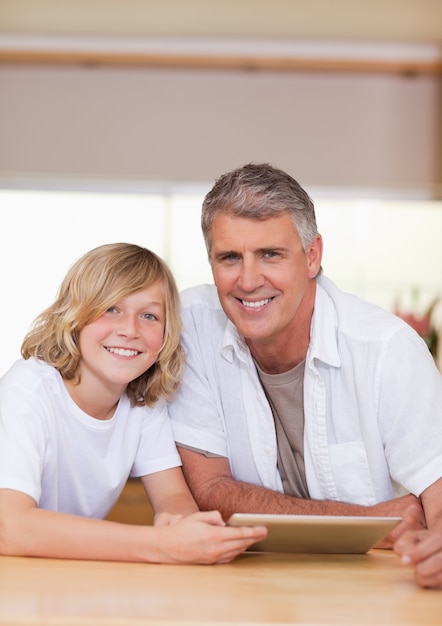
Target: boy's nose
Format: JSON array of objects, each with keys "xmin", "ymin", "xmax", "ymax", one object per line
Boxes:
[{"xmin": 117, "ymin": 314, "xmax": 139, "ymax": 337}]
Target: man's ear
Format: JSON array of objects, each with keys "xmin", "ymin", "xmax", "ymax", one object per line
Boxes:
[{"xmin": 307, "ymin": 235, "xmax": 323, "ymax": 278}]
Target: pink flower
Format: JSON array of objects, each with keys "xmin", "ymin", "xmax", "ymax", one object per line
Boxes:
[
  {"xmin": 395, "ymin": 311, "xmax": 432, "ymax": 337},
  {"xmin": 394, "ymin": 295, "xmax": 439, "ymax": 357}
]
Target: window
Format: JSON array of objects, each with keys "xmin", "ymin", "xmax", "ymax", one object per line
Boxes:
[{"xmin": 1, "ymin": 187, "xmax": 441, "ymax": 375}]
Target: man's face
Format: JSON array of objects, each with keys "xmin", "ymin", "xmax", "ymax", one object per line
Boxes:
[{"xmin": 209, "ymin": 213, "xmax": 322, "ymax": 350}]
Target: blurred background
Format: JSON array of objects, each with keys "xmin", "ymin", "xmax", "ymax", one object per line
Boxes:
[{"xmin": 1, "ymin": 0, "xmax": 441, "ymax": 374}]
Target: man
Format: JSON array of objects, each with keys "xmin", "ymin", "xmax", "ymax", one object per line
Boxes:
[{"xmin": 168, "ymin": 163, "xmax": 442, "ymax": 584}]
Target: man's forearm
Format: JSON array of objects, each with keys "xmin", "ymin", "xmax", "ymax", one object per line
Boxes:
[
  {"xmin": 194, "ymin": 478, "xmax": 372, "ymax": 520},
  {"xmin": 420, "ymin": 477, "xmax": 442, "ymax": 527},
  {"xmin": 178, "ymin": 447, "xmax": 423, "ymax": 522},
  {"xmin": 194, "ymin": 475, "xmax": 400, "ymax": 520}
]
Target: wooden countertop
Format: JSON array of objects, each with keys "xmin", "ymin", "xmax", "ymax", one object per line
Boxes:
[{"xmin": 0, "ymin": 549, "xmax": 440, "ymax": 625}]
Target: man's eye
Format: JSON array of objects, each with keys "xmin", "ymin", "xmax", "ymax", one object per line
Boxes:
[{"xmin": 264, "ymin": 250, "xmax": 278, "ymax": 258}]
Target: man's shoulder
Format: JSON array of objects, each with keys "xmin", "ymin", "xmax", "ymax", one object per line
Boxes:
[
  {"xmin": 180, "ymin": 283, "xmax": 222, "ymax": 310},
  {"xmin": 317, "ymin": 275, "xmax": 407, "ymax": 337},
  {"xmin": 179, "ymin": 284, "xmax": 232, "ymax": 343}
]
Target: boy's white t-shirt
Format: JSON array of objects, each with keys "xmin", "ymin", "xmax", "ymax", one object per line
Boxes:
[{"xmin": 0, "ymin": 358, "xmax": 181, "ymax": 519}]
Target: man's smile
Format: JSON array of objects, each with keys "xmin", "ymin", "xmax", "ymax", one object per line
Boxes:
[{"xmin": 239, "ymin": 297, "xmax": 274, "ymax": 309}]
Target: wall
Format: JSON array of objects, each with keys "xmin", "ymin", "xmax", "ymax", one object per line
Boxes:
[{"xmin": 0, "ymin": 64, "xmax": 440, "ymax": 193}]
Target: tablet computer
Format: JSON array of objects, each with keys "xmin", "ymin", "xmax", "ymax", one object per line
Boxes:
[{"xmin": 227, "ymin": 513, "xmax": 401, "ymax": 554}]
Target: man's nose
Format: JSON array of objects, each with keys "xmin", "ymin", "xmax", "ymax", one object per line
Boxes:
[{"xmin": 238, "ymin": 257, "xmax": 265, "ymax": 291}]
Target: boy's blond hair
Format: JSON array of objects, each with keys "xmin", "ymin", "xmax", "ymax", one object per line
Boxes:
[{"xmin": 21, "ymin": 243, "xmax": 184, "ymax": 406}]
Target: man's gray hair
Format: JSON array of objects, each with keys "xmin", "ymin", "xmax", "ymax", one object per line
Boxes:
[{"xmin": 201, "ymin": 163, "xmax": 319, "ymax": 255}]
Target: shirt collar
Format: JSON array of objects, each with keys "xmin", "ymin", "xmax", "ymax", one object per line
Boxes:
[
  {"xmin": 220, "ymin": 277, "xmax": 341, "ymax": 368},
  {"xmin": 308, "ymin": 278, "xmax": 341, "ymax": 368},
  {"xmin": 221, "ymin": 318, "xmax": 249, "ymax": 363}
]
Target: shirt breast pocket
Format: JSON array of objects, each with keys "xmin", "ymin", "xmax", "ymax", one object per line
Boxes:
[{"xmin": 328, "ymin": 442, "xmax": 376, "ymax": 505}]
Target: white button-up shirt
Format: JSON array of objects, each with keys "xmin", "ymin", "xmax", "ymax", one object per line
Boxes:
[{"xmin": 169, "ymin": 276, "xmax": 442, "ymax": 504}]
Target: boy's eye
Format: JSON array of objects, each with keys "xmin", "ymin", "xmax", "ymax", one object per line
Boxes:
[
  {"xmin": 105, "ymin": 306, "xmax": 119, "ymax": 314},
  {"xmin": 142, "ymin": 313, "xmax": 158, "ymax": 321}
]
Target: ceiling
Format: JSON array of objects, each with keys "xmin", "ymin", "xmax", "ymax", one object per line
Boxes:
[{"xmin": 1, "ymin": 0, "xmax": 442, "ymax": 44}]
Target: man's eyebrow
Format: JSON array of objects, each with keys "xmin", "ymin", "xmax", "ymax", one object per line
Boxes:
[
  {"xmin": 255, "ymin": 246, "xmax": 290, "ymax": 257},
  {"xmin": 212, "ymin": 249, "xmax": 239, "ymax": 261},
  {"xmin": 213, "ymin": 245, "xmax": 289, "ymax": 258},
  {"xmin": 260, "ymin": 246, "xmax": 288, "ymax": 252}
]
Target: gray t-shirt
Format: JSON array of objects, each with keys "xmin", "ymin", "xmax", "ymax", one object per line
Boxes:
[{"xmin": 256, "ymin": 359, "xmax": 309, "ymax": 498}]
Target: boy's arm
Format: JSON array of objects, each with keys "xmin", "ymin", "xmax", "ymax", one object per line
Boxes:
[
  {"xmin": 0, "ymin": 487, "xmax": 266, "ymax": 564},
  {"xmin": 140, "ymin": 467, "xmax": 199, "ymax": 525}
]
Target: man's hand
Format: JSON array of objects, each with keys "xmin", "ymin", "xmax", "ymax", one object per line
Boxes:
[
  {"xmin": 392, "ymin": 478, "xmax": 442, "ymax": 587},
  {"xmin": 394, "ymin": 523, "xmax": 442, "ymax": 589},
  {"xmin": 370, "ymin": 494, "xmax": 426, "ymax": 549}
]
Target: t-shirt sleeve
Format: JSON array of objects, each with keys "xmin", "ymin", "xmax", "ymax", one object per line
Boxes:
[
  {"xmin": 130, "ymin": 399, "xmax": 182, "ymax": 477},
  {"xmin": 0, "ymin": 377, "xmax": 47, "ymax": 503}
]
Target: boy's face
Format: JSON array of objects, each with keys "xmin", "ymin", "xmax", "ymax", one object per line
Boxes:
[{"xmin": 75, "ymin": 282, "xmax": 165, "ymax": 400}]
